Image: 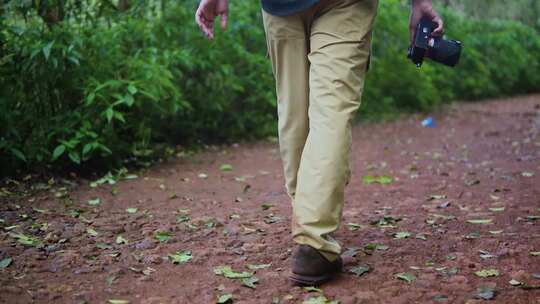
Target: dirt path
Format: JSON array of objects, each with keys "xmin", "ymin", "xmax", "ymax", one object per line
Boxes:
[{"xmin": 1, "ymin": 95, "xmax": 540, "ymax": 304}]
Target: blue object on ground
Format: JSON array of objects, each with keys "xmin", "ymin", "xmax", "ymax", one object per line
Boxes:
[{"xmin": 421, "ymin": 117, "xmax": 436, "ymax": 128}]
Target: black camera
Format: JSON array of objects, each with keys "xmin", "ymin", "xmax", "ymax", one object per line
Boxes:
[{"xmin": 407, "ymin": 17, "xmax": 462, "ymax": 67}]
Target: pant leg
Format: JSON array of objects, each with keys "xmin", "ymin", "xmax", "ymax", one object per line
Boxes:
[
  {"xmin": 262, "ymin": 11, "xmax": 310, "ymax": 198},
  {"xmin": 292, "ymin": 0, "xmax": 379, "ymax": 261}
]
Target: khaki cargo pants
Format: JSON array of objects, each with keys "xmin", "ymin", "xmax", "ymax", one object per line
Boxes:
[{"xmin": 263, "ymin": 0, "xmax": 378, "ymax": 261}]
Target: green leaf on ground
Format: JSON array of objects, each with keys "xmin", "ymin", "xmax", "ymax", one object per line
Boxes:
[
  {"xmin": 220, "ymin": 164, "xmax": 233, "ymax": 172},
  {"xmin": 261, "ymin": 203, "xmax": 273, "ymax": 210},
  {"xmin": 32, "ymin": 208, "xmax": 47, "ymax": 213},
  {"xmin": 479, "ymin": 250, "xmax": 496, "ymax": 259},
  {"xmin": 177, "ymin": 215, "xmax": 191, "ymax": 222},
  {"xmin": 474, "ymin": 268, "xmax": 499, "ymax": 277},
  {"xmin": 155, "ymin": 231, "xmax": 174, "ymax": 243},
  {"xmin": 433, "ymin": 295, "xmax": 449, "ymax": 302},
  {"xmin": 126, "ymin": 208, "xmax": 138, "ymax": 214},
  {"xmin": 489, "ymin": 230, "xmax": 504, "ymax": 235},
  {"xmin": 108, "ymin": 300, "xmax": 129, "ymax": 304},
  {"xmin": 370, "ymin": 216, "xmax": 402, "ymax": 227},
  {"xmin": 115, "ymin": 235, "xmax": 128, "ymax": 244},
  {"xmin": 465, "ymin": 231, "xmax": 481, "ymax": 239},
  {"xmin": 362, "ymin": 175, "xmax": 393, "ymax": 185},
  {"xmin": 350, "ymin": 265, "xmax": 371, "ymax": 277},
  {"xmin": 86, "ymin": 228, "xmax": 99, "ymax": 237},
  {"xmin": 302, "ymin": 296, "xmax": 338, "ymax": 304},
  {"xmin": 415, "ymin": 234, "xmax": 427, "ymax": 240},
  {"xmin": 246, "ymin": 263, "xmax": 271, "ymax": 270},
  {"xmin": 87, "ymin": 198, "xmax": 101, "ymax": 206},
  {"xmin": 241, "ymin": 276, "xmax": 259, "ymax": 289},
  {"xmin": 363, "ymin": 243, "xmax": 389, "ymax": 251},
  {"xmin": 428, "ymin": 194, "xmax": 447, "ymax": 201},
  {"xmin": 394, "ymin": 232, "xmax": 411, "ymax": 239},
  {"xmin": 304, "ymin": 286, "xmax": 323, "ymax": 293},
  {"xmin": 475, "ymin": 287, "xmax": 496, "ymax": 300},
  {"xmin": 9, "ymin": 233, "xmax": 41, "ymax": 247},
  {"xmin": 0, "ymin": 257, "xmax": 12, "ymax": 268},
  {"xmin": 395, "ymin": 272, "xmax": 416, "ymax": 283},
  {"xmin": 217, "ymin": 294, "xmax": 233, "ymax": 303},
  {"xmin": 169, "ymin": 251, "xmax": 192, "ymax": 264},
  {"xmin": 346, "ymin": 223, "xmax": 362, "ymax": 231},
  {"xmin": 467, "ymin": 219, "xmax": 492, "ymax": 224},
  {"xmin": 489, "ymin": 207, "xmax": 505, "ymax": 212},
  {"xmin": 214, "ymin": 265, "xmax": 252, "ymax": 279}
]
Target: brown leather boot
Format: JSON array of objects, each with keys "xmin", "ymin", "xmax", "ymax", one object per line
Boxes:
[{"xmin": 290, "ymin": 245, "xmax": 342, "ymax": 286}]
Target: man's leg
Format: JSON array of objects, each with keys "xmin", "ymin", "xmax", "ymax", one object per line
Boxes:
[
  {"xmin": 262, "ymin": 11, "xmax": 310, "ymax": 199},
  {"xmin": 292, "ymin": 0, "xmax": 379, "ymax": 261}
]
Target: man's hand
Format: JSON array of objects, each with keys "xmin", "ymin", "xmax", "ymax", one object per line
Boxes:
[
  {"xmin": 195, "ymin": 0, "xmax": 228, "ymax": 40},
  {"xmin": 409, "ymin": 0, "xmax": 443, "ymax": 43}
]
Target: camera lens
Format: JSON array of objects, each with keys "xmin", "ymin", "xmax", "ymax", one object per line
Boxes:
[{"xmin": 428, "ymin": 38, "xmax": 462, "ymax": 67}]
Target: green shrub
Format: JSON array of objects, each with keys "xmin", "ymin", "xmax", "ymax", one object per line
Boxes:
[{"xmin": 0, "ymin": 0, "xmax": 538, "ymax": 176}]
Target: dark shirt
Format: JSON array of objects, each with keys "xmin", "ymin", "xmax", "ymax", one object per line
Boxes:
[{"xmin": 261, "ymin": 0, "xmax": 320, "ymax": 16}]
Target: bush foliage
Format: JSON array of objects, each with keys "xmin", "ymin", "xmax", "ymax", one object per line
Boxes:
[{"xmin": 1, "ymin": 0, "xmax": 539, "ymax": 176}]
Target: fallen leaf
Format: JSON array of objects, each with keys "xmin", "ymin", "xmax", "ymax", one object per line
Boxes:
[
  {"xmin": 350, "ymin": 265, "xmax": 371, "ymax": 277},
  {"xmin": 115, "ymin": 235, "xmax": 128, "ymax": 245},
  {"xmin": 198, "ymin": 173, "xmax": 208, "ymax": 179},
  {"xmin": 108, "ymin": 300, "xmax": 129, "ymax": 304},
  {"xmin": 428, "ymin": 194, "xmax": 447, "ymax": 201},
  {"xmin": 509, "ymin": 279, "xmax": 522, "ymax": 286},
  {"xmin": 126, "ymin": 208, "xmax": 138, "ymax": 214},
  {"xmin": 465, "ymin": 231, "xmax": 481, "ymax": 239},
  {"xmin": 362, "ymin": 175, "xmax": 393, "ymax": 185},
  {"xmin": 304, "ymin": 286, "xmax": 323, "ymax": 293},
  {"xmin": 261, "ymin": 203, "xmax": 273, "ymax": 210},
  {"xmin": 467, "ymin": 219, "xmax": 493, "ymax": 225},
  {"xmin": 530, "ymin": 251, "xmax": 540, "ymax": 256},
  {"xmin": 475, "ymin": 286, "xmax": 496, "ymax": 300},
  {"xmin": 395, "ymin": 272, "xmax": 416, "ymax": 283},
  {"xmin": 393, "ymin": 231, "xmax": 411, "ymax": 239},
  {"xmin": 86, "ymin": 228, "xmax": 99, "ymax": 237},
  {"xmin": 302, "ymin": 296, "xmax": 338, "ymax": 304},
  {"xmin": 433, "ymin": 295, "xmax": 449, "ymax": 302},
  {"xmin": 177, "ymin": 215, "xmax": 191, "ymax": 223},
  {"xmin": 521, "ymin": 171, "xmax": 534, "ymax": 177},
  {"xmin": 213, "ymin": 265, "xmax": 252, "ymax": 279},
  {"xmin": 246, "ymin": 264, "xmax": 271, "ymax": 270},
  {"xmin": 220, "ymin": 164, "xmax": 233, "ymax": 172},
  {"xmin": 217, "ymin": 294, "xmax": 233, "ymax": 303},
  {"xmin": 9, "ymin": 233, "xmax": 41, "ymax": 247},
  {"xmin": 474, "ymin": 268, "xmax": 499, "ymax": 277},
  {"xmin": 155, "ymin": 231, "xmax": 174, "ymax": 243},
  {"xmin": 415, "ymin": 234, "xmax": 427, "ymax": 240},
  {"xmin": 488, "ymin": 230, "xmax": 504, "ymax": 235},
  {"xmin": 87, "ymin": 198, "xmax": 101, "ymax": 206},
  {"xmin": 489, "ymin": 207, "xmax": 505, "ymax": 212},
  {"xmin": 478, "ymin": 250, "xmax": 496, "ymax": 259},
  {"xmin": 370, "ymin": 216, "xmax": 402, "ymax": 227},
  {"xmin": 168, "ymin": 251, "xmax": 193, "ymax": 264},
  {"xmin": 0, "ymin": 257, "xmax": 12, "ymax": 268},
  {"xmin": 346, "ymin": 223, "xmax": 362, "ymax": 231},
  {"xmin": 241, "ymin": 276, "xmax": 259, "ymax": 289}
]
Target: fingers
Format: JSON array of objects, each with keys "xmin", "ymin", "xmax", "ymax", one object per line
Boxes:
[
  {"xmin": 432, "ymin": 16, "xmax": 444, "ymax": 35},
  {"xmin": 195, "ymin": 6, "xmax": 214, "ymax": 39},
  {"xmin": 220, "ymin": 12, "xmax": 228, "ymax": 31},
  {"xmin": 218, "ymin": 0, "xmax": 228, "ymax": 31}
]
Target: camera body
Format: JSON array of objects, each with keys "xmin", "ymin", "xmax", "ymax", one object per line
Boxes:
[{"xmin": 408, "ymin": 17, "xmax": 462, "ymax": 67}]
